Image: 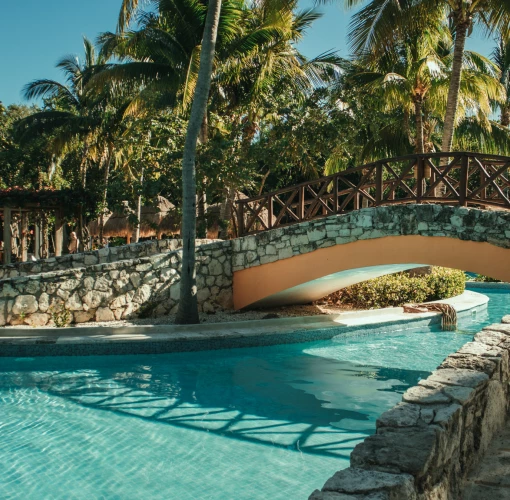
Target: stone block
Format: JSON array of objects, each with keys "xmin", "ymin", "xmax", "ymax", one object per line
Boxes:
[
  {"xmin": 73, "ymin": 311, "xmax": 95, "ymax": 323},
  {"xmin": 84, "ymin": 255, "xmax": 99, "ymax": 266},
  {"xmin": 307, "ymin": 228, "xmax": 326, "ymax": 243},
  {"xmin": 290, "ymin": 234, "xmax": 310, "ymax": 247},
  {"xmin": 66, "ymin": 292, "xmax": 83, "ymax": 311},
  {"xmin": 351, "ymin": 427, "xmax": 438, "ymax": 476},
  {"xmin": 441, "ymin": 385, "xmax": 475, "ymax": 404},
  {"xmin": 323, "ymin": 468, "xmax": 416, "ymax": 499},
  {"xmin": 456, "ymin": 342, "xmax": 504, "ymax": 358},
  {"xmin": 38, "ymin": 293, "xmax": 50, "ymax": 313},
  {"xmin": 0, "ymin": 299, "xmax": 7, "ymax": 326},
  {"xmin": 474, "ymin": 330, "xmax": 509, "ymax": 346},
  {"xmin": 278, "ymin": 247, "xmax": 293, "ymax": 260},
  {"xmin": 433, "ymin": 404, "xmax": 462, "ymax": 427},
  {"xmin": 95, "ymin": 307, "xmax": 115, "ymax": 322},
  {"xmin": 12, "ymin": 295, "xmax": 38, "ymax": 315},
  {"xmin": 440, "ymin": 354, "xmax": 498, "ymax": 377},
  {"xmin": 132, "ymin": 284, "xmax": 151, "ymax": 304},
  {"xmin": 428, "ymin": 368, "xmax": 489, "ymax": 388},
  {"xmin": 25, "ymin": 313, "xmax": 50, "ymax": 327},
  {"xmin": 94, "ymin": 276, "xmax": 112, "ymax": 292},
  {"xmin": 82, "ymin": 291, "xmax": 111, "ymax": 309},
  {"xmin": 403, "ymin": 385, "xmax": 450, "ymax": 404},
  {"xmin": 377, "ymin": 403, "xmax": 420, "ymax": 429},
  {"xmin": 483, "ymin": 323, "xmax": 510, "ymax": 335}
]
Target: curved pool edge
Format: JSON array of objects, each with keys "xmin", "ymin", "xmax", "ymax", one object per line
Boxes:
[{"xmin": 0, "ymin": 290, "xmax": 491, "ymax": 358}]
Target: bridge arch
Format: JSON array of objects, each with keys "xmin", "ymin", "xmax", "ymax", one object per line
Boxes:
[{"xmin": 232, "ymin": 205, "xmax": 510, "ymax": 309}]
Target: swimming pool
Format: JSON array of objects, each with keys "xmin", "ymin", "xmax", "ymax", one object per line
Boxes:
[{"xmin": 0, "ymin": 289, "xmax": 507, "ymax": 500}]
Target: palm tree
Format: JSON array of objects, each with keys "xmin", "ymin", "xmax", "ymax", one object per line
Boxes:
[
  {"xmin": 492, "ymin": 36, "xmax": 510, "ymax": 126},
  {"xmin": 115, "ymin": 0, "xmax": 225, "ymax": 323},
  {"xmin": 343, "ymin": 0, "xmax": 510, "ymax": 153},
  {"xmin": 176, "ymin": 0, "xmax": 223, "ymax": 324},
  {"xmin": 18, "ymin": 38, "xmax": 133, "ymax": 248},
  {"xmin": 344, "ymin": 26, "xmax": 504, "ymax": 154},
  {"xmin": 17, "ymin": 38, "xmax": 108, "ymax": 249}
]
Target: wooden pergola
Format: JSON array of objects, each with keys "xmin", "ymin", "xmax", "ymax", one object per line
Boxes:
[
  {"xmin": 0, "ymin": 188, "xmax": 80, "ymax": 265},
  {"xmin": 1, "ymin": 205, "xmax": 65, "ymax": 265}
]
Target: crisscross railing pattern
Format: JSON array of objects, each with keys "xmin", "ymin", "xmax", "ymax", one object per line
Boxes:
[{"xmin": 236, "ymin": 152, "xmax": 510, "ymax": 236}]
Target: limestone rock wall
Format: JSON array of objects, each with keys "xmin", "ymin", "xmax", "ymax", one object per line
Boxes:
[
  {"xmin": 0, "ymin": 238, "xmax": 219, "ymax": 280},
  {"xmin": 233, "ymin": 205, "xmax": 510, "ymax": 272},
  {"xmin": 0, "ymin": 241, "xmax": 233, "ymax": 327},
  {"xmin": 309, "ymin": 317, "xmax": 510, "ymax": 500}
]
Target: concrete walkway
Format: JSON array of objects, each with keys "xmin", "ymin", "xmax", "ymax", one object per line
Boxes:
[{"xmin": 462, "ymin": 416, "xmax": 510, "ymax": 499}]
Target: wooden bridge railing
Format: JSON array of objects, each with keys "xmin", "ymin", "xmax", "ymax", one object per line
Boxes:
[{"xmin": 236, "ymin": 152, "xmax": 510, "ymax": 236}]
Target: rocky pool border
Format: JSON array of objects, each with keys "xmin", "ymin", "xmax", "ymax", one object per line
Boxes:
[
  {"xmin": 0, "ymin": 290, "xmax": 488, "ymax": 357},
  {"xmin": 309, "ymin": 315, "xmax": 510, "ymax": 499}
]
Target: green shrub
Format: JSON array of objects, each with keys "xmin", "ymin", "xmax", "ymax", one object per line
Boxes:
[
  {"xmin": 472, "ymin": 274, "xmax": 501, "ymax": 283},
  {"xmin": 339, "ymin": 267, "xmax": 465, "ymax": 309}
]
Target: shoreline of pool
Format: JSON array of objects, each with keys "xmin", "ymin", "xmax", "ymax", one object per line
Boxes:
[{"xmin": 0, "ymin": 290, "xmax": 491, "ymax": 357}]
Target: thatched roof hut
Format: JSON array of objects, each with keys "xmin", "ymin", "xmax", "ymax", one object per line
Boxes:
[{"xmin": 88, "ymin": 197, "xmax": 179, "ymax": 240}]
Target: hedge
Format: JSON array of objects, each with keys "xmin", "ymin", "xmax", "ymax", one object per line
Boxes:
[{"xmin": 337, "ymin": 267, "xmax": 466, "ymax": 309}]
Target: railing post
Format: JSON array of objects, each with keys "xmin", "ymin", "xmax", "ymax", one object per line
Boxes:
[
  {"xmin": 480, "ymin": 159, "xmax": 487, "ymax": 201},
  {"xmin": 459, "ymin": 154, "xmax": 469, "ymax": 207},
  {"xmin": 334, "ymin": 174, "xmax": 339, "ymax": 213},
  {"xmin": 54, "ymin": 208, "xmax": 64, "ymax": 257},
  {"xmin": 2, "ymin": 206, "xmax": 12, "ymax": 265},
  {"xmin": 299, "ymin": 185, "xmax": 305, "ymax": 220},
  {"xmin": 237, "ymin": 202, "xmax": 245, "ymax": 236},
  {"xmin": 267, "ymin": 195, "xmax": 273, "ymax": 229},
  {"xmin": 375, "ymin": 163, "xmax": 383, "ymax": 205},
  {"xmin": 416, "ymin": 155, "xmax": 424, "ymax": 202}
]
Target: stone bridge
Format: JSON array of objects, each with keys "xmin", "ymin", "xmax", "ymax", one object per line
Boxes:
[{"xmin": 1, "ymin": 204, "xmax": 510, "ymax": 326}]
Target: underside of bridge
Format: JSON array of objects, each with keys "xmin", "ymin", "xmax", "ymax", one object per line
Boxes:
[{"xmin": 233, "ymin": 235, "xmax": 510, "ymax": 310}]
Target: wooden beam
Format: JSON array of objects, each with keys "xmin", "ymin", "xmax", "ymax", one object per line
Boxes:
[
  {"xmin": 2, "ymin": 207, "xmax": 12, "ymax": 265},
  {"xmin": 54, "ymin": 209, "xmax": 64, "ymax": 257},
  {"xmin": 21, "ymin": 211, "xmax": 28, "ymax": 262},
  {"xmin": 34, "ymin": 223, "xmax": 41, "ymax": 259}
]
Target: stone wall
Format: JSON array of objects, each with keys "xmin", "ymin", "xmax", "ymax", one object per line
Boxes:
[
  {"xmin": 0, "ymin": 240, "xmax": 233, "ymax": 327},
  {"xmin": 232, "ymin": 205, "xmax": 510, "ymax": 272},
  {"xmin": 309, "ymin": 316, "xmax": 510, "ymax": 500},
  {"xmin": 0, "ymin": 238, "xmax": 219, "ymax": 280}
]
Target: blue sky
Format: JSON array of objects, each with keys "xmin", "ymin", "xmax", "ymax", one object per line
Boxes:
[{"xmin": 0, "ymin": 0, "xmax": 497, "ymax": 106}]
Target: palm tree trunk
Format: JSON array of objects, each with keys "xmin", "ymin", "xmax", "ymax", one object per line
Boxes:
[
  {"xmin": 98, "ymin": 147, "xmax": 112, "ymax": 246},
  {"xmin": 414, "ymin": 98, "xmax": 424, "ymax": 154},
  {"xmin": 135, "ymin": 165, "xmax": 144, "ymax": 243},
  {"xmin": 441, "ymin": 20, "xmax": 469, "ymax": 153},
  {"xmin": 197, "ymin": 115, "xmax": 209, "ymax": 238},
  {"xmin": 175, "ymin": 0, "xmax": 223, "ymax": 325},
  {"xmin": 77, "ymin": 144, "xmax": 89, "ymax": 252},
  {"xmin": 501, "ymin": 105, "xmax": 510, "ymax": 127},
  {"xmin": 218, "ymin": 187, "xmax": 235, "ymax": 239}
]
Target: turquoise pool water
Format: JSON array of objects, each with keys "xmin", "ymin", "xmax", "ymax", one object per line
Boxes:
[{"xmin": 0, "ymin": 289, "xmax": 508, "ymax": 500}]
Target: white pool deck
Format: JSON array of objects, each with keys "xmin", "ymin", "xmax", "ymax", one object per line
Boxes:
[{"xmin": 0, "ymin": 291, "xmax": 488, "ymax": 351}]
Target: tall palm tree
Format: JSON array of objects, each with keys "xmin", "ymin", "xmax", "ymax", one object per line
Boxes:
[
  {"xmin": 116, "ymin": 0, "xmax": 225, "ymax": 323},
  {"xmin": 343, "ymin": 0, "xmax": 510, "ymax": 153},
  {"xmin": 492, "ymin": 36, "xmax": 510, "ymax": 126},
  {"xmin": 18, "ymin": 38, "xmax": 132, "ymax": 248},
  {"xmin": 344, "ymin": 26, "xmax": 504, "ymax": 154},
  {"xmin": 17, "ymin": 38, "xmax": 108, "ymax": 249},
  {"xmin": 177, "ymin": 0, "xmax": 223, "ymax": 324}
]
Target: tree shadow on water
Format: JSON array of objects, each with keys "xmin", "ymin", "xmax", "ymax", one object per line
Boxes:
[{"xmin": 1, "ymin": 352, "xmax": 427, "ymax": 459}]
